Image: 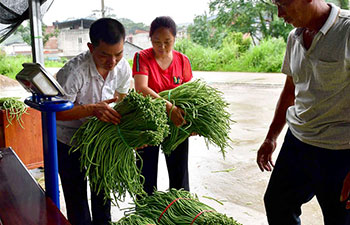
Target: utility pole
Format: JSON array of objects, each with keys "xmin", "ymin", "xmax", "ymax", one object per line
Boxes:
[
  {"xmin": 29, "ymin": 0, "xmax": 44, "ymax": 64},
  {"xmin": 101, "ymin": 0, "xmax": 105, "ymax": 17}
]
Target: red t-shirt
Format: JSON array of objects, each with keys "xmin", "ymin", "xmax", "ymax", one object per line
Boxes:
[{"xmin": 132, "ymin": 48, "xmax": 193, "ymax": 93}]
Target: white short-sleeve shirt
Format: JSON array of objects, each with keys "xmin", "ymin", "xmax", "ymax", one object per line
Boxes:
[
  {"xmin": 282, "ymin": 3, "xmax": 350, "ymax": 149},
  {"xmin": 56, "ymin": 50, "xmax": 132, "ymax": 145}
]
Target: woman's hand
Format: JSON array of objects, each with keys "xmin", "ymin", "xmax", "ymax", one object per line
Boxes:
[
  {"xmin": 340, "ymin": 172, "xmax": 350, "ymax": 209},
  {"xmin": 166, "ymin": 102, "xmax": 186, "ymax": 127}
]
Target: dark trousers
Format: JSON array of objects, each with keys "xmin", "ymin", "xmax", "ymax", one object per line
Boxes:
[
  {"xmin": 136, "ymin": 138, "xmax": 190, "ymax": 195},
  {"xmin": 57, "ymin": 141, "xmax": 111, "ymax": 225},
  {"xmin": 264, "ymin": 130, "xmax": 350, "ymax": 225}
]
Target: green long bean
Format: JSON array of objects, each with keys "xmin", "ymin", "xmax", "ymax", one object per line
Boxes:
[
  {"xmin": 159, "ymin": 79, "xmax": 234, "ymax": 157},
  {"xmin": 70, "ymin": 90, "xmax": 169, "ymax": 205},
  {"xmin": 0, "ymin": 97, "xmax": 28, "ymax": 128},
  {"xmin": 119, "ymin": 189, "xmax": 242, "ymax": 225}
]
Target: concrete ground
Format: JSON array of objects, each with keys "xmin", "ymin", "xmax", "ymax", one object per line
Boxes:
[{"xmin": 0, "ymin": 71, "xmax": 323, "ymax": 224}]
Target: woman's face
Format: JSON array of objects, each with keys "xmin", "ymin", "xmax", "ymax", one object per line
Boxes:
[{"xmin": 151, "ymin": 27, "xmax": 175, "ymax": 57}]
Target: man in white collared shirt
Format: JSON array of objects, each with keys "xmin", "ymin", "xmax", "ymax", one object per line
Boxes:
[
  {"xmin": 55, "ymin": 18, "xmax": 131, "ymax": 225},
  {"xmin": 256, "ymin": 0, "xmax": 350, "ymax": 224}
]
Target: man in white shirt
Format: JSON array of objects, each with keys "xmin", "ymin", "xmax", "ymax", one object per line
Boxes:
[
  {"xmin": 256, "ymin": 0, "xmax": 350, "ymax": 224},
  {"xmin": 56, "ymin": 18, "xmax": 131, "ymax": 225}
]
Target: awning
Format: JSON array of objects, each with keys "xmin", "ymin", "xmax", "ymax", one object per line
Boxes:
[{"xmin": 0, "ymin": 0, "xmax": 53, "ymax": 43}]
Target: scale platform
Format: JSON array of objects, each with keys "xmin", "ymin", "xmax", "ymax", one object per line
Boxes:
[{"xmin": 0, "ymin": 147, "xmax": 70, "ymax": 225}]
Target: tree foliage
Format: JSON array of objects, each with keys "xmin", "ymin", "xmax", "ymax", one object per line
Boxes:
[
  {"xmin": 15, "ymin": 23, "xmax": 60, "ymax": 46},
  {"xmin": 209, "ymin": 0, "xmax": 293, "ymax": 41},
  {"xmin": 187, "ymin": 0, "xmax": 294, "ymax": 48},
  {"xmin": 117, "ymin": 18, "xmax": 149, "ymax": 35},
  {"xmin": 15, "ymin": 25, "xmax": 31, "ymax": 45}
]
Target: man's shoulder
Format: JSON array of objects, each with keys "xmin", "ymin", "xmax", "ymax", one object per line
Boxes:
[
  {"xmin": 115, "ymin": 57, "xmax": 132, "ymax": 77},
  {"xmin": 116, "ymin": 57, "xmax": 130, "ymax": 69},
  {"xmin": 340, "ymin": 9, "xmax": 350, "ymax": 19},
  {"xmin": 338, "ymin": 9, "xmax": 350, "ymax": 29},
  {"xmin": 61, "ymin": 51, "xmax": 91, "ymax": 73},
  {"xmin": 56, "ymin": 51, "xmax": 91, "ymax": 82}
]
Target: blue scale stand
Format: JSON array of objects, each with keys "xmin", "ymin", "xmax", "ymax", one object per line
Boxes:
[{"xmin": 25, "ymin": 94, "xmax": 73, "ymax": 209}]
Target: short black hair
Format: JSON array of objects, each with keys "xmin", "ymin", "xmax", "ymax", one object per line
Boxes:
[
  {"xmin": 89, "ymin": 18, "xmax": 125, "ymax": 47},
  {"xmin": 149, "ymin": 16, "xmax": 177, "ymax": 37}
]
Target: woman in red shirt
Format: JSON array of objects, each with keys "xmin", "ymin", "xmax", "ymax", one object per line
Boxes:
[{"xmin": 133, "ymin": 16, "xmax": 193, "ymax": 195}]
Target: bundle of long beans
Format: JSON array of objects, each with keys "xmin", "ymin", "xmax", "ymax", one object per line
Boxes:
[
  {"xmin": 0, "ymin": 97, "xmax": 27, "ymax": 128},
  {"xmin": 70, "ymin": 90, "xmax": 169, "ymax": 203},
  {"xmin": 120, "ymin": 189, "xmax": 241, "ymax": 225},
  {"xmin": 112, "ymin": 214, "xmax": 156, "ymax": 225},
  {"xmin": 159, "ymin": 79, "xmax": 233, "ymax": 157}
]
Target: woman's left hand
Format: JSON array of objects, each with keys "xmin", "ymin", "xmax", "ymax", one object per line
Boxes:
[
  {"xmin": 340, "ymin": 171, "xmax": 350, "ymax": 209},
  {"xmin": 168, "ymin": 105, "xmax": 186, "ymax": 127}
]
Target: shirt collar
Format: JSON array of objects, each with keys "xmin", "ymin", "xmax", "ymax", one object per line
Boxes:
[
  {"xmin": 294, "ymin": 3, "xmax": 340, "ymax": 37},
  {"xmin": 319, "ymin": 3, "xmax": 340, "ymax": 35}
]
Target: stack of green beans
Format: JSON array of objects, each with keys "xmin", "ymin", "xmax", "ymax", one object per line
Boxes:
[
  {"xmin": 70, "ymin": 90, "xmax": 169, "ymax": 203},
  {"xmin": 118, "ymin": 189, "xmax": 241, "ymax": 225},
  {"xmin": 0, "ymin": 97, "xmax": 27, "ymax": 128},
  {"xmin": 158, "ymin": 79, "xmax": 233, "ymax": 157}
]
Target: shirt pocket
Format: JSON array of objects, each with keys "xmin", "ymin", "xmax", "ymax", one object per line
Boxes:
[{"xmin": 313, "ymin": 60, "xmax": 349, "ymax": 90}]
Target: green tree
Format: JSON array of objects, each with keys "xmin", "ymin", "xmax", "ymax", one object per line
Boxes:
[
  {"xmin": 42, "ymin": 24, "xmax": 60, "ymax": 44},
  {"xmin": 208, "ymin": 0, "xmax": 293, "ymax": 42},
  {"xmin": 15, "ymin": 23, "xmax": 60, "ymax": 46},
  {"xmin": 116, "ymin": 18, "xmax": 149, "ymax": 35},
  {"xmin": 15, "ymin": 24, "xmax": 31, "ymax": 45},
  {"xmin": 187, "ymin": 0, "xmax": 294, "ymax": 48},
  {"xmin": 326, "ymin": 0, "xmax": 349, "ymax": 9},
  {"xmin": 187, "ymin": 13, "xmax": 211, "ymax": 47},
  {"xmin": 339, "ymin": 0, "xmax": 349, "ymax": 9}
]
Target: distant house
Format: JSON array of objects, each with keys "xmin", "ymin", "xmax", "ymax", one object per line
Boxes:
[
  {"xmin": 53, "ymin": 18, "xmax": 94, "ymax": 58},
  {"xmin": 126, "ymin": 29, "xmax": 151, "ymax": 50},
  {"xmin": 0, "ymin": 33, "xmax": 31, "ymax": 56},
  {"xmin": 0, "ymin": 18, "xmax": 144, "ymax": 60},
  {"xmin": 124, "ymin": 41, "xmax": 142, "ymax": 59},
  {"xmin": 53, "ymin": 18, "xmax": 142, "ymax": 59}
]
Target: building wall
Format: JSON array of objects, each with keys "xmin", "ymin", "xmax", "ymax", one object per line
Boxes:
[
  {"xmin": 57, "ymin": 29, "xmax": 90, "ymax": 57},
  {"xmin": 2, "ymin": 43, "xmax": 31, "ymax": 56},
  {"xmin": 131, "ymin": 33, "xmax": 151, "ymax": 49},
  {"xmin": 124, "ymin": 42, "xmax": 142, "ymax": 59}
]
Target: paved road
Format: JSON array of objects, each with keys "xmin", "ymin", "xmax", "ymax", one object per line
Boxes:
[{"xmin": 0, "ymin": 71, "xmax": 323, "ymax": 224}]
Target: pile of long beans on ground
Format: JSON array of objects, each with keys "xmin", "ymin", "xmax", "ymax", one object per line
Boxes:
[
  {"xmin": 116, "ymin": 189, "xmax": 241, "ymax": 225},
  {"xmin": 112, "ymin": 214, "xmax": 156, "ymax": 225},
  {"xmin": 0, "ymin": 97, "xmax": 27, "ymax": 128},
  {"xmin": 159, "ymin": 79, "xmax": 233, "ymax": 157},
  {"xmin": 70, "ymin": 90, "xmax": 169, "ymax": 203}
]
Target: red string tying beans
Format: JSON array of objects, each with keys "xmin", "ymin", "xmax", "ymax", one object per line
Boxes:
[
  {"xmin": 158, "ymin": 197, "xmax": 194, "ymax": 222},
  {"xmin": 190, "ymin": 210, "xmax": 215, "ymax": 225}
]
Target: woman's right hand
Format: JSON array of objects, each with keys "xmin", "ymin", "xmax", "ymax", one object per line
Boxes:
[{"xmin": 166, "ymin": 103, "xmax": 186, "ymax": 127}]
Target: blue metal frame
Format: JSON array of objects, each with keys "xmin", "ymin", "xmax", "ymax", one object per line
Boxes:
[{"xmin": 25, "ymin": 95, "xmax": 73, "ymax": 209}]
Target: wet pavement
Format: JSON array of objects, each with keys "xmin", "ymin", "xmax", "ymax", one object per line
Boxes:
[{"xmin": 1, "ymin": 71, "xmax": 323, "ymax": 224}]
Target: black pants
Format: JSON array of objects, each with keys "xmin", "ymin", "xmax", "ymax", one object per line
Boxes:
[
  {"xmin": 57, "ymin": 141, "xmax": 111, "ymax": 225},
  {"xmin": 264, "ymin": 130, "xmax": 350, "ymax": 225},
  {"xmin": 136, "ymin": 138, "xmax": 190, "ymax": 195}
]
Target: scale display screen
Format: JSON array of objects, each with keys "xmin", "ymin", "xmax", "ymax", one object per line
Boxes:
[{"xmin": 16, "ymin": 63, "xmax": 65, "ymax": 96}]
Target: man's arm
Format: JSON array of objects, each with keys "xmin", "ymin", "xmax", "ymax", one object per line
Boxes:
[
  {"xmin": 257, "ymin": 75, "xmax": 295, "ymax": 172},
  {"xmin": 56, "ymin": 98, "xmax": 121, "ymax": 124}
]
